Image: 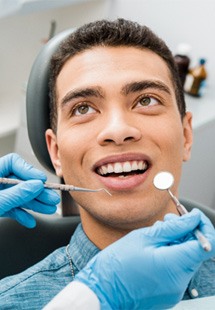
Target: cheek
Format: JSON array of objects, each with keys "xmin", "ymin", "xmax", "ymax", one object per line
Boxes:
[
  {"xmin": 57, "ymin": 132, "xmax": 82, "ymax": 174},
  {"xmin": 163, "ymin": 126, "xmax": 185, "ymax": 181},
  {"xmin": 56, "ymin": 126, "xmax": 94, "ymax": 184},
  {"xmin": 164, "ymin": 130, "xmax": 184, "ymax": 154},
  {"xmin": 153, "ymin": 118, "xmax": 185, "ymax": 166}
]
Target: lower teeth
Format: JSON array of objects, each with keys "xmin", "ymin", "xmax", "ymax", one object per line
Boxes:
[{"xmin": 118, "ymin": 174, "xmax": 127, "ymax": 178}]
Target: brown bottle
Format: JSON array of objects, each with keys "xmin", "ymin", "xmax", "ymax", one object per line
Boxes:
[
  {"xmin": 184, "ymin": 58, "xmax": 207, "ymax": 97},
  {"xmin": 174, "ymin": 44, "xmax": 191, "ymax": 87}
]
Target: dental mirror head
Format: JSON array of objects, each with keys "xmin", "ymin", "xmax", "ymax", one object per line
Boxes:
[{"xmin": 153, "ymin": 171, "xmax": 174, "ymax": 191}]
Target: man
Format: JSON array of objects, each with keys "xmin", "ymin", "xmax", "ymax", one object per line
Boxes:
[{"xmin": 0, "ymin": 19, "xmax": 215, "ymax": 309}]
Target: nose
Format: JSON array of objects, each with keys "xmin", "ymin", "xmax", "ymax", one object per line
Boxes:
[{"xmin": 97, "ymin": 111, "xmax": 142, "ymax": 146}]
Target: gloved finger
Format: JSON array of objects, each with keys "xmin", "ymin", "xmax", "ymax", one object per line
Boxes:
[
  {"xmin": 164, "ymin": 210, "xmax": 215, "ymax": 245},
  {"xmin": 23, "ymin": 200, "xmax": 57, "ymax": 214},
  {"xmin": 34, "ymin": 188, "xmax": 61, "ymax": 205},
  {"xmin": 164, "ymin": 213, "xmax": 179, "ymax": 221},
  {"xmin": 0, "ymin": 153, "xmax": 47, "ymax": 182},
  {"xmin": 139, "ymin": 210, "xmax": 202, "ymax": 245},
  {"xmin": 165, "ymin": 236, "xmax": 214, "ymax": 270},
  {"xmin": 163, "ymin": 213, "xmax": 192, "ymax": 245},
  {"xmin": 193, "ymin": 210, "xmax": 215, "ymax": 254},
  {"xmin": 194, "ymin": 208, "xmax": 215, "ymax": 235},
  {"xmin": 0, "ymin": 180, "xmax": 44, "ymax": 215},
  {"xmin": 4, "ymin": 208, "xmax": 36, "ymax": 228},
  {"xmin": 0, "ymin": 175, "xmax": 61, "ymax": 206},
  {"xmin": 161, "ymin": 210, "xmax": 215, "ymax": 263}
]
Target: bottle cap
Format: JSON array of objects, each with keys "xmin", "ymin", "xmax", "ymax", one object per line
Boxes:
[
  {"xmin": 200, "ymin": 58, "xmax": 206, "ymax": 65},
  {"xmin": 176, "ymin": 43, "xmax": 191, "ymax": 56}
]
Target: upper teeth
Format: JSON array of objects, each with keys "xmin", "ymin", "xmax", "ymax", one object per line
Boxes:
[{"xmin": 97, "ymin": 160, "xmax": 147, "ymax": 175}]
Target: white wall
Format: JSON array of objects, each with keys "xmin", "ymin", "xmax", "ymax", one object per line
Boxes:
[{"xmin": 109, "ymin": 0, "xmax": 215, "ymax": 88}]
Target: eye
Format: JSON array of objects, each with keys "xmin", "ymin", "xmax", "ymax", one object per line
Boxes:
[
  {"xmin": 72, "ymin": 103, "xmax": 96, "ymax": 116},
  {"xmin": 136, "ymin": 95, "xmax": 159, "ymax": 107}
]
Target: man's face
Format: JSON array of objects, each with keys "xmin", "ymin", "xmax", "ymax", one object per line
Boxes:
[{"xmin": 46, "ymin": 46, "xmax": 192, "ymax": 236}]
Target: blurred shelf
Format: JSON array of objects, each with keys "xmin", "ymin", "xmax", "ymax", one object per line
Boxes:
[{"xmin": 0, "ymin": 101, "xmax": 20, "ymax": 138}]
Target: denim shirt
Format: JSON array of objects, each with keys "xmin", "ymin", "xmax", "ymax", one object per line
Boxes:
[{"xmin": 0, "ymin": 223, "xmax": 214, "ymax": 309}]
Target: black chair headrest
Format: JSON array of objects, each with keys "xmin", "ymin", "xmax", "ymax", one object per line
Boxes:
[{"xmin": 26, "ymin": 28, "xmax": 74, "ymax": 173}]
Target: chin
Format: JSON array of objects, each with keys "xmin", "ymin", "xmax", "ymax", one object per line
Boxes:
[{"xmin": 92, "ymin": 208, "xmax": 158, "ymax": 230}]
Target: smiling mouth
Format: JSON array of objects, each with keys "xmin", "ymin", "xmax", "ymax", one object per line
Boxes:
[{"xmin": 96, "ymin": 160, "xmax": 149, "ymax": 178}]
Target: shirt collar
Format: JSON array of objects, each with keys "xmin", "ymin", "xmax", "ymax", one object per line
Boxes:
[{"xmin": 68, "ymin": 223, "xmax": 100, "ymax": 272}]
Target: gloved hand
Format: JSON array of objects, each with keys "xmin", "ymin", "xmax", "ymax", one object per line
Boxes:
[
  {"xmin": 75, "ymin": 209, "xmax": 215, "ymax": 310},
  {"xmin": 0, "ymin": 153, "xmax": 60, "ymax": 228}
]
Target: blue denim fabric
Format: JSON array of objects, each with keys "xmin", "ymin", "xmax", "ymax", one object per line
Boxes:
[{"xmin": 0, "ymin": 223, "xmax": 214, "ymax": 309}]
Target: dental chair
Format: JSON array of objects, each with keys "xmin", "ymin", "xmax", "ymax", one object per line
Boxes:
[{"xmin": 1, "ymin": 29, "xmax": 215, "ymax": 280}]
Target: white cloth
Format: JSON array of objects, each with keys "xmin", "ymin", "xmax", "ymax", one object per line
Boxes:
[{"xmin": 43, "ymin": 281, "xmax": 100, "ymax": 310}]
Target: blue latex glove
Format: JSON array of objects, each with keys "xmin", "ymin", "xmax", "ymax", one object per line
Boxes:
[
  {"xmin": 75, "ymin": 209, "xmax": 215, "ymax": 310},
  {"xmin": 0, "ymin": 153, "xmax": 60, "ymax": 228}
]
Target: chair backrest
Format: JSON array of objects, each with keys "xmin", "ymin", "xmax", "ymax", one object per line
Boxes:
[
  {"xmin": 26, "ymin": 28, "xmax": 74, "ymax": 174},
  {"xmin": 0, "ymin": 215, "xmax": 80, "ymax": 280},
  {"xmin": 26, "ymin": 28, "xmax": 77, "ymax": 216}
]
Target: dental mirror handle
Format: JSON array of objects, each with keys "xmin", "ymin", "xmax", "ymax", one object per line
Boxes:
[{"xmin": 168, "ymin": 189, "xmax": 212, "ymax": 252}]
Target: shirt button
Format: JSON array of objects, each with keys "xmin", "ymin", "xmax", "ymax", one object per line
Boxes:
[{"xmin": 191, "ymin": 288, "xmax": 199, "ymax": 298}]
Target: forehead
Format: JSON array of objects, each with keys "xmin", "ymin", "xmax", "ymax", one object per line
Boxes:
[{"xmin": 56, "ymin": 46, "xmax": 174, "ymax": 96}]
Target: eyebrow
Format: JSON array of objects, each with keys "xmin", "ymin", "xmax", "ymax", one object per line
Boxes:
[
  {"xmin": 60, "ymin": 87, "xmax": 104, "ymax": 107},
  {"xmin": 60, "ymin": 80, "xmax": 171, "ymax": 107},
  {"xmin": 121, "ymin": 80, "xmax": 171, "ymax": 96}
]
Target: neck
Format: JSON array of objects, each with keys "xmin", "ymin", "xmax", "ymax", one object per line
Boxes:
[{"xmin": 80, "ymin": 209, "xmax": 132, "ymax": 249}]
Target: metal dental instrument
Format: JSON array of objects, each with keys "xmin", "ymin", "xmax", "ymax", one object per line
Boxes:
[
  {"xmin": 0, "ymin": 177, "xmax": 112, "ymax": 196},
  {"xmin": 153, "ymin": 171, "xmax": 211, "ymax": 252}
]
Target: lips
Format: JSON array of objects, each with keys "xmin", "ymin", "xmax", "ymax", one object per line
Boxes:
[{"xmin": 94, "ymin": 154, "xmax": 150, "ymax": 190}]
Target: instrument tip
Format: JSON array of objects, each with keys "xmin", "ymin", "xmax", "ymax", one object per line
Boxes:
[
  {"xmin": 203, "ymin": 242, "xmax": 212, "ymax": 252},
  {"xmin": 99, "ymin": 188, "xmax": 112, "ymax": 196}
]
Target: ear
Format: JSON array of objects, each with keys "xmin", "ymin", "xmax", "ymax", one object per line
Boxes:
[
  {"xmin": 45, "ymin": 129, "xmax": 63, "ymax": 177},
  {"xmin": 182, "ymin": 112, "xmax": 193, "ymax": 162}
]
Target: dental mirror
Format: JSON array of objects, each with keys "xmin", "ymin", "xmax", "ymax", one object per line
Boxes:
[{"xmin": 153, "ymin": 171, "xmax": 174, "ymax": 191}]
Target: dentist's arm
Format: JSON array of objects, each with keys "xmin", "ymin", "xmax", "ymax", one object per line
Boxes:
[
  {"xmin": 44, "ymin": 209, "xmax": 215, "ymax": 310},
  {"xmin": 0, "ymin": 153, "xmax": 60, "ymax": 228}
]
